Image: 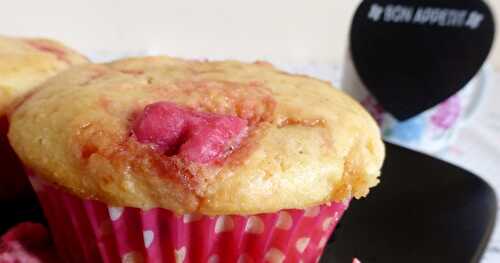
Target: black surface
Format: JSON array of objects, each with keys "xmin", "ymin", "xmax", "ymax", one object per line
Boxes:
[
  {"xmin": 350, "ymin": 0, "xmax": 495, "ymax": 120},
  {"xmin": 323, "ymin": 142, "xmax": 497, "ymax": 263},
  {"xmin": 0, "ymin": 195, "xmax": 45, "ymax": 234}
]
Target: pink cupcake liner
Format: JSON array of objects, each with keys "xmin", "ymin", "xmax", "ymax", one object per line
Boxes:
[{"xmin": 29, "ymin": 174, "xmax": 348, "ymax": 263}]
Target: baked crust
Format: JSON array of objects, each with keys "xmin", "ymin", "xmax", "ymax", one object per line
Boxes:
[{"xmin": 9, "ymin": 56, "xmax": 384, "ymax": 215}]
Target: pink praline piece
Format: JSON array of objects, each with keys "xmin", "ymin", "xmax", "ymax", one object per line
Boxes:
[{"xmin": 133, "ymin": 102, "xmax": 248, "ymax": 164}]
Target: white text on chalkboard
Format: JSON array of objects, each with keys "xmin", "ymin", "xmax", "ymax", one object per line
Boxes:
[{"xmin": 368, "ymin": 4, "xmax": 484, "ymax": 29}]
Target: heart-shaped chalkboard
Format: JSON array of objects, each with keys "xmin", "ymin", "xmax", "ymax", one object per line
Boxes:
[{"xmin": 350, "ymin": 0, "xmax": 495, "ymax": 120}]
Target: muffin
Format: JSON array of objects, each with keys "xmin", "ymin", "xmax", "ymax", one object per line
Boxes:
[
  {"xmin": 8, "ymin": 56, "xmax": 384, "ymax": 262},
  {"xmin": 0, "ymin": 35, "xmax": 88, "ymax": 201}
]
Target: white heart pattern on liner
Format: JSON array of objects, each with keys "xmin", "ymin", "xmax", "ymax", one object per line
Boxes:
[
  {"xmin": 215, "ymin": 216, "xmax": 234, "ymax": 233},
  {"xmin": 264, "ymin": 248, "xmax": 286, "ymax": 263},
  {"xmin": 143, "ymin": 230, "xmax": 154, "ymax": 248},
  {"xmin": 108, "ymin": 207, "xmax": 124, "ymax": 221},
  {"xmin": 295, "ymin": 237, "xmax": 311, "ymax": 253},
  {"xmin": 245, "ymin": 216, "xmax": 265, "ymax": 234},
  {"xmin": 183, "ymin": 213, "xmax": 203, "ymax": 223},
  {"xmin": 304, "ymin": 206, "xmax": 320, "ymax": 217},
  {"xmin": 276, "ymin": 211, "xmax": 293, "ymax": 230},
  {"xmin": 175, "ymin": 246, "xmax": 186, "ymax": 263},
  {"xmin": 237, "ymin": 254, "xmax": 252, "ymax": 263},
  {"xmin": 121, "ymin": 251, "xmax": 144, "ymax": 263},
  {"xmin": 322, "ymin": 217, "xmax": 334, "ymax": 231},
  {"xmin": 208, "ymin": 254, "xmax": 219, "ymax": 263},
  {"xmin": 318, "ymin": 236, "xmax": 329, "ymax": 248},
  {"xmin": 333, "ymin": 211, "xmax": 340, "ymax": 221}
]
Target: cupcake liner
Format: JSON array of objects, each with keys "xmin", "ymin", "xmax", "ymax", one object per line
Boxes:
[{"xmin": 29, "ymin": 174, "xmax": 348, "ymax": 263}]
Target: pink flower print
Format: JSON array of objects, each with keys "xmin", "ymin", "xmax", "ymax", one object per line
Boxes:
[
  {"xmin": 430, "ymin": 95, "xmax": 461, "ymax": 130},
  {"xmin": 361, "ymin": 96, "xmax": 385, "ymax": 125}
]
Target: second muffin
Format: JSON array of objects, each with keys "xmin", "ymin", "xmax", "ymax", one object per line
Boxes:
[{"xmin": 0, "ymin": 35, "xmax": 88, "ymax": 201}]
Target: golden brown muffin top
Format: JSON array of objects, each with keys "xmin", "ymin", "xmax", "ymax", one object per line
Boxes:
[
  {"xmin": 9, "ymin": 56, "xmax": 384, "ymax": 215},
  {"xmin": 0, "ymin": 35, "xmax": 88, "ymax": 116}
]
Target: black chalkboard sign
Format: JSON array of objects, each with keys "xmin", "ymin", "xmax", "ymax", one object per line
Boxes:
[{"xmin": 350, "ymin": 0, "xmax": 495, "ymax": 120}]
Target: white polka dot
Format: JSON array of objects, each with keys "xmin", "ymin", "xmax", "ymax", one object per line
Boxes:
[
  {"xmin": 175, "ymin": 247, "xmax": 186, "ymax": 263},
  {"xmin": 296, "ymin": 237, "xmax": 311, "ymax": 253},
  {"xmin": 237, "ymin": 254, "xmax": 253, "ymax": 263},
  {"xmin": 245, "ymin": 216, "xmax": 265, "ymax": 234},
  {"xmin": 183, "ymin": 213, "xmax": 203, "ymax": 223},
  {"xmin": 208, "ymin": 254, "xmax": 219, "ymax": 263},
  {"xmin": 276, "ymin": 211, "xmax": 293, "ymax": 230},
  {"xmin": 264, "ymin": 248, "xmax": 285, "ymax": 263},
  {"xmin": 108, "ymin": 207, "xmax": 124, "ymax": 221},
  {"xmin": 325, "ymin": 202, "xmax": 332, "ymax": 207},
  {"xmin": 322, "ymin": 217, "xmax": 334, "ymax": 231},
  {"xmin": 304, "ymin": 207, "xmax": 320, "ymax": 217},
  {"xmin": 143, "ymin": 230, "xmax": 154, "ymax": 248},
  {"xmin": 215, "ymin": 216, "xmax": 234, "ymax": 233},
  {"xmin": 318, "ymin": 236, "xmax": 329, "ymax": 248}
]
